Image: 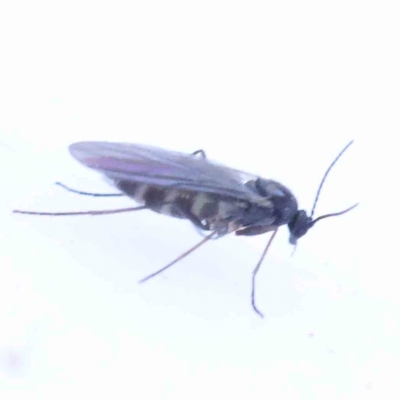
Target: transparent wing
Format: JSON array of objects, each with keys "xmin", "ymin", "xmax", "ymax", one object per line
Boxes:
[{"xmin": 69, "ymin": 141, "xmax": 262, "ymax": 202}]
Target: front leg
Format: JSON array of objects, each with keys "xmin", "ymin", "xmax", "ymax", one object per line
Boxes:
[{"xmin": 236, "ymin": 225, "xmax": 278, "ymax": 236}]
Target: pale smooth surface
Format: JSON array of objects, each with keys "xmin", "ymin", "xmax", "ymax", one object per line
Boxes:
[{"xmin": 1, "ymin": 2, "xmax": 399, "ymax": 399}]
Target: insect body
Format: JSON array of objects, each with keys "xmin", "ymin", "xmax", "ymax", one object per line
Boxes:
[
  {"xmin": 14, "ymin": 141, "xmax": 358, "ymax": 317},
  {"xmin": 115, "ymin": 175, "xmax": 296, "ymax": 238}
]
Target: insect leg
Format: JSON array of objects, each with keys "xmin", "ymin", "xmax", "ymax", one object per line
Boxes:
[
  {"xmin": 13, "ymin": 205, "xmax": 147, "ymax": 216},
  {"xmin": 191, "ymin": 150, "xmax": 206, "ymax": 159},
  {"xmin": 251, "ymin": 228, "xmax": 279, "ymax": 318},
  {"xmin": 55, "ymin": 182, "xmax": 124, "ymax": 197},
  {"xmin": 139, "ymin": 231, "xmax": 216, "ymax": 283}
]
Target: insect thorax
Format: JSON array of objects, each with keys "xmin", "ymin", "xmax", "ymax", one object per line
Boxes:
[{"xmin": 244, "ymin": 179, "xmax": 298, "ymax": 223}]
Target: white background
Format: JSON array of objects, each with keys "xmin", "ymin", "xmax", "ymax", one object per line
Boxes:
[{"xmin": 1, "ymin": 1, "xmax": 400, "ymax": 399}]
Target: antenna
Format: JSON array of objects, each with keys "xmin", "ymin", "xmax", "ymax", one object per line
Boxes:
[{"xmin": 310, "ymin": 140, "xmax": 357, "ymax": 221}]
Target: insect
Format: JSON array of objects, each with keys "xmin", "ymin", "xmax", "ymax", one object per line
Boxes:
[{"xmin": 13, "ymin": 141, "xmax": 358, "ymax": 317}]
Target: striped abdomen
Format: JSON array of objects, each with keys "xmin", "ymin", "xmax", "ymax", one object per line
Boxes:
[{"xmin": 115, "ymin": 180, "xmax": 247, "ymax": 231}]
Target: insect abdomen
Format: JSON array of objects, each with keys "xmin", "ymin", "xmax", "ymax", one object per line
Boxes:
[{"xmin": 115, "ymin": 180, "xmax": 226, "ymax": 223}]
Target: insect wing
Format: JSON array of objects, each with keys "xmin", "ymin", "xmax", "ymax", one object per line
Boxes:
[{"xmin": 69, "ymin": 142, "xmax": 261, "ymax": 202}]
